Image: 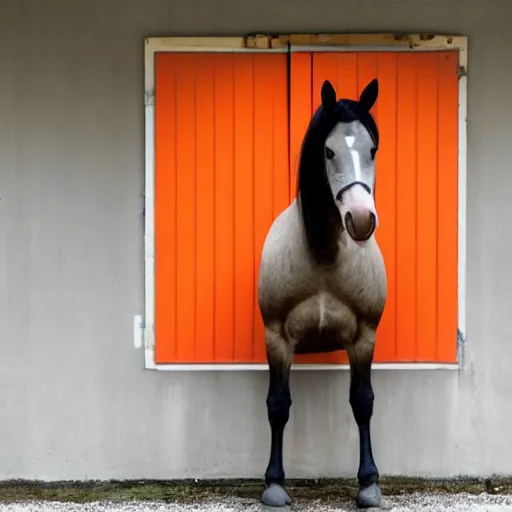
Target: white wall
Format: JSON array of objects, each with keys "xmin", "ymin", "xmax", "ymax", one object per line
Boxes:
[{"xmin": 0, "ymin": 0, "xmax": 510, "ymax": 480}]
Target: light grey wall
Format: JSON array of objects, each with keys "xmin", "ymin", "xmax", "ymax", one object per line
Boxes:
[{"xmin": 0, "ymin": 0, "xmax": 509, "ymax": 481}]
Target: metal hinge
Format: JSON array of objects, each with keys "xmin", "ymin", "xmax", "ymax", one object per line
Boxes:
[
  {"xmin": 133, "ymin": 315, "xmax": 144, "ymax": 349},
  {"xmin": 457, "ymin": 327, "xmax": 466, "ymax": 347},
  {"xmin": 457, "ymin": 65, "xmax": 467, "ymax": 79},
  {"xmin": 133, "ymin": 316, "xmax": 155, "ymax": 350}
]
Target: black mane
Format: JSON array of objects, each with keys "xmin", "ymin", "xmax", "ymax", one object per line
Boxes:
[{"xmin": 296, "ymin": 98, "xmax": 379, "ymax": 265}]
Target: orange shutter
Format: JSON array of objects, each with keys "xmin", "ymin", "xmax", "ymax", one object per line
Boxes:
[
  {"xmin": 153, "ymin": 49, "xmax": 459, "ymax": 366},
  {"xmin": 154, "ymin": 52, "xmax": 289, "ymax": 364},
  {"xmin": 291, "ymin": 51, "xmax": 459, "ymax": 365}
]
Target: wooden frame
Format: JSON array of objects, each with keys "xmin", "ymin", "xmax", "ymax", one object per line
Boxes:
[{"xmin": 141, "ymin": 33, "xmax": 468, "ymax": 372}]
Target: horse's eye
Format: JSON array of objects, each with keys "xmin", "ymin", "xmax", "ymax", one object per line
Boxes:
[
  {"xmin": 370, "ymin": 147, "xmax": 378, "ymax": 159},
  {"xmin": 325, "ymin": 147, "xmax": 335, "ymax": 160}
]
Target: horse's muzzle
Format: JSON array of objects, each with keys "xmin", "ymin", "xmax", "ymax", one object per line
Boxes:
[
  {"xmin": 337, "ymin": 183, "xmax": 378, "ymax": 243},
  {"xmin": 344, "ymin": 210, "xmax": 377, "ymax": 243}
]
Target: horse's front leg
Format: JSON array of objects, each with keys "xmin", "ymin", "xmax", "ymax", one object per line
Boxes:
[
  {"xmin": 261, "ymin": 327, "xmax": 293, "ymax": 508},
  {"xmin": 347, "ymin": 325, "xmax": 381, "ymax": 508}
]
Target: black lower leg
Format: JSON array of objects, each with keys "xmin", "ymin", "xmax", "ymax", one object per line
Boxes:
[
  {"xmin": 264, "ymin": 363, "xmax": 292, "ymax": 487},
  {"xmin": 349, "ymin": 365, "xmax": 379, "ymax": 489}
]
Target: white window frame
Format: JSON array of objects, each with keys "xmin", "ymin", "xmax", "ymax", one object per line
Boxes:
[{"xmin": 142, "ymin": 34, "xmax": 467, "ymax": 372}]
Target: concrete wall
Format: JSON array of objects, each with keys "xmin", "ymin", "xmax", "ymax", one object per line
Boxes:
[{"xmin": 0, "ymin": 0, "xmax": 510, "ymax": 481}]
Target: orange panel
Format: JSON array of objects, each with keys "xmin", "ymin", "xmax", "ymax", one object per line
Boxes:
[
  {"xmin": 154, "ymin": 52, "xmax": 289, "ymax": 364},
  {"xmin": 290, "ymin": 51, "xmax": 459, "ymax": 364}
]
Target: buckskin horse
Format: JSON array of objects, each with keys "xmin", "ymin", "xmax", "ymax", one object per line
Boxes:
[{"xmin": 258, "ymin": 78, "xmax": 386, "ymax": 508}]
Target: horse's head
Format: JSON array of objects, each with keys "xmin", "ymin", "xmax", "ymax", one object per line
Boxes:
[{"xmin": 320, "ymin": 79, "xmax": 379, "ymax": 244}]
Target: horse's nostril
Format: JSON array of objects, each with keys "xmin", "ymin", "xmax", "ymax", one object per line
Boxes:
[{"xmin": 344, "ymin": 211, "xmax": 376, "ymax": 242}]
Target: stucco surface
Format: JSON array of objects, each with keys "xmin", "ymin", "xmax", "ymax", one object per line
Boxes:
[{"xmin": 0, "ymin": 0, "xmax": 510, "ymax": 481}]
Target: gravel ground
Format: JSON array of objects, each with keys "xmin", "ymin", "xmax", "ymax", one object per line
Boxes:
[{"xmin": 1, "ymin": 493, "xmax": 512, "ymax": 511}]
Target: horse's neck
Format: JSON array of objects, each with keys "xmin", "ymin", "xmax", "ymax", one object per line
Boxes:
[{"xmin": 298, "ymin": 197, "xmax": 342, "ymax": 266}]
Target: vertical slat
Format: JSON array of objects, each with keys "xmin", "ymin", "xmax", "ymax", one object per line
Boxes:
[
  {"xmin": 154, "ymin": 53, "xmax": 177, "ymax": 364},
  {"xmin": 437, "ymin": 51, "xmax": 459, "ymax": 363},
  {"xmin": 195, "ymin": 54, "xmax": 216, "ymax": 362},
  {"xmin": 311, "ymin": 52, "xmax": 339, "ymax": 110},
  {"xmin": 334, "ymin": 53, "xmax": 358, "ymax": 103},
  {"xmin": 233, "ymin": 54, "xmax": 255, "ymax": 362},
  {"xmin": 289, "ymin": 53, "xmax": 312, "ymax": 202},
  {"xmin": 374, "ymin": 52, "xmax": 398, "ymax": 362},
  {"xmin": 213, "ymin": 54, "xmax": 235, "ymax": 362},
  {"xmin": 395, "ymin": 53, "xmax": 418, "ymax": 361},
  {"xmin": 416, "ymin": 53, "xmax": 439, "ymax": 361},
  {"xmin": 289, "ymin": 53, "xmax": 320, "ymax": 365},
  {"xmin": 273, "ymin": 56, "xmax": 290, "ymax": 220},
  {"xmin": 253, "ymin": 54, "xmax": 279, "ymax": 363},
  {"xmin": 357, "ymin": 52, "xmax": 378, "ymax": 121},
  {"xmin": 175, "ymin": 54, "xmax": 197, "ymax": 362}
]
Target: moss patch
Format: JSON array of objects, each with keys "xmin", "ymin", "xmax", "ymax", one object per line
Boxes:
[{"xmin": 0, "ymin": 477, "xmax": 510, "ymax": 504}]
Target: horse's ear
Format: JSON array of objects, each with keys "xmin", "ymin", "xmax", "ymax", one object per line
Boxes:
[
  {"xmin": 321, "ymin": 80, "xmax": 337, "ymax": 111},
  {"xmin": 359, "ymin": 78, "xmax": 378, "ymax": 112}
]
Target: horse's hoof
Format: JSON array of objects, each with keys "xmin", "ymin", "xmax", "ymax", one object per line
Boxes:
[
  {"xmin": 260, "ymin": 483, "xmax": 292, "ymax": 507},
  {"xmin": 357, "ymin": 482, "xmax": 382, "ymax": 508}
]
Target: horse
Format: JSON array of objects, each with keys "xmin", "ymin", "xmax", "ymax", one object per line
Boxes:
[{"xmin": 257, "ymin": 78, "xmax": 387, "ymax": 509}]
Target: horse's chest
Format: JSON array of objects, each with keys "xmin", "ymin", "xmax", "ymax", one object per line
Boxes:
[{"xmin": 285, "ymin": 293, "xmax": 358, "ymax": 353}]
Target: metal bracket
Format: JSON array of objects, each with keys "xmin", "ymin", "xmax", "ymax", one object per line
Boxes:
[
  {"xmin": 145, "ymin": 92, "xmax": 155, "ymax": 106},
  {"xmin": 133, "ymin": 315, "xmax": 144, "ymax": 349}
]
